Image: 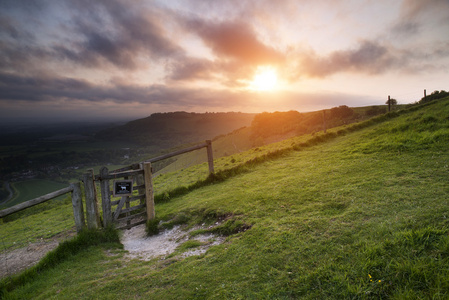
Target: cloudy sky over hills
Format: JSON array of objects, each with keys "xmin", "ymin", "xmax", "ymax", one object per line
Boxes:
[{"xmin": 1, "ymin": 0, "xmax": 448, "ymax": 123}]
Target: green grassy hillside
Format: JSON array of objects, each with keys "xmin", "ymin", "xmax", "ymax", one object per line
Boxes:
[{"xmin": 2, "ymin": 98, "xmax": 449, "ymax": 299}]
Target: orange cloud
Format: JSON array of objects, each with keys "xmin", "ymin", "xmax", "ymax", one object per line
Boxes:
[{"xmin": 185, "ymin": 19, "xmax": 284, "ymax": 66}]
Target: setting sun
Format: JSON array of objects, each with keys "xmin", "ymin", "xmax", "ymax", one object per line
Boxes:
[{"xmin": 249, "ymin": 66, "xmax": 278, "ymax": 91}]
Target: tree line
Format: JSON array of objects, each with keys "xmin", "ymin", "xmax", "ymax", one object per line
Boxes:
[{"xmin": 420, "ymin": 90, "xmax": 448, "ymax": 104}]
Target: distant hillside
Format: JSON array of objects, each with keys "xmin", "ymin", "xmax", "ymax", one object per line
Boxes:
[{"xmin": 95, "ymin": 112, "xmax": 255, "ymax": 151}]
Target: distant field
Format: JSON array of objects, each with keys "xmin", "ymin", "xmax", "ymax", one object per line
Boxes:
[{"xmin": 1, "ymin": 180, "xmax": 69, "ymax": 209}]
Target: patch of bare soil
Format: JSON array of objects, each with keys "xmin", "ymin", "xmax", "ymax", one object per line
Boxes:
[
  {"xmin": 0, "ymin": 224, "xmax": 225, "ymax": 279},
  {"xmin": 0, "ymin": 231, "xmax": 76, "ymax": 279},
  {"xmin": 121, "ymin": 224, "xmax": 226, "ymax": 261}
]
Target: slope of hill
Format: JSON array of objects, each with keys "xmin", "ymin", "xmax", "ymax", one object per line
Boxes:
[
  {"xmin": 2, "ymin": 98, "xmax": 449, "ymax": 298},
  {"xmin": 96, "ymin": 111, "xmax": 256, "ymax": 151}
]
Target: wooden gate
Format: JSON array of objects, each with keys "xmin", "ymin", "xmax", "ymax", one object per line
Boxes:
[
  {"xmin": 81, "ymin": 141, "xmax": 214, "ymax": 231},
  {"xmin": 93, "ymin": 162, "xmax": 155, "ymax": 230}
]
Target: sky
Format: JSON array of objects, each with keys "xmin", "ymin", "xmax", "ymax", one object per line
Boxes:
[{"xmin": 0, "ymin": 0, "xmax": 448, "ymax": 124}]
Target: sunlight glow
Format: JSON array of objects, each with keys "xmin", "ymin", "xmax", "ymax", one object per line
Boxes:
[{"xmin": 248, "ymin": 66, "xmax": 278, "ymax": 92}]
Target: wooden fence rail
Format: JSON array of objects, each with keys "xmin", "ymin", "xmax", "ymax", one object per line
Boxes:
[
  {"xmin": 145, "ymin": 140, "xmax": 214, "ymax": 174},
  {"xmin": 0, "ymin": 183, "xmax": 85, "ymax": 232},
  {"xmin": 109, "ymin": 140, "xmax": 214, "ymax": 175}
]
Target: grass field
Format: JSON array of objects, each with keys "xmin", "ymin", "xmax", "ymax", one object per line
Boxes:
[
  {"xmin": 0, "ymin": 180, "xmax": 69, "ymax": 209},
  {"xmin": 1, "ymin": 98, "xmax": 449, "ymax": 299}
]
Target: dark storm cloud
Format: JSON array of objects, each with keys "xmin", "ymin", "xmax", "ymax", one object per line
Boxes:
[
  {"xmin": 54, "ymin": 0, "xmax": 184, "ymax": 70},
  {"xmin": 0, "ymin": 10, "xmax": 46, "ymax": 73},
  {"xmin": 166, "ymin": 57, "xmax": 217, "ymax": 81},
  {"xmin": 0, "ymin": 16, "xmax": 21, "ymax": 39},
  {"xmin": 0, "ymin": 42, "xmax": 54, "ymax": 75},
  {"xmin": 0, "ymin": 72, "xmax": 97, "ymax": 102},
  {"xmin": 0, "ymin": 0, "xmax": 184, "ymax": 73},
  {"xmin": 0, "ymin": 71, "xmax": 234, "ymax": 108}
]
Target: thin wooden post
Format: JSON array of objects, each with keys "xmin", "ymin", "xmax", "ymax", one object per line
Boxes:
[
  {"xmin": 100, "ymin": 166, "xmax": 113, "ymax": 227},
  {"xmin": 70, "ymin": 182, "xmax": 85, "ymax": 233},
  {"xmin": 89, "ymin": 169, "xmax": 101, "ymax": 226},
  {"xmin": 206, "ymin": 140, "xmax": 214, "ymax": 174},
  {"xmin": 388, "ymin": 95, "xmax": 391, "ymax": 112},
  {"xmin": 83, "ymin": 170, "xmax": 99, "ymax": 229},
  {"xmin": 144, "ymin": 162, "xmax": 155, "ymax": 220},
  {"xmin": 137, "ymin": 163, "xmax": 145, "ymax": 205},
  {"xmin": 124, "ymin": 176, "xmax": 131, "ymax": 227}
]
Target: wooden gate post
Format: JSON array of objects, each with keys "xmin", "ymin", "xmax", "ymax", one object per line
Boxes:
[
  {"xmin": 143, "ymin": 162, "xmax": 155, "ymax": 220},
  {"xmin": 100, "ymin": 166, "xmax": 113, "ymax": 227},
  {"xmin": 70, "ymin": 182, "xmax": 85, "ymax": 233},
  {"xmin": 82, "ymin": 170, "xmax": 100, "ymax": 229},
  {"xmin": 137, "ymin": 163, "xmax": 145, "ymax": 205},
  {"xmin": 206, "ymin": 140, "xmax": 214, "ymax": 174}
]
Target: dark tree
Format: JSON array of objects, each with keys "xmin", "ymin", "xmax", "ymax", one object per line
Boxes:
[{"xmin": 386, "ymin": 98, "xmax": 398, "ymax": 106}]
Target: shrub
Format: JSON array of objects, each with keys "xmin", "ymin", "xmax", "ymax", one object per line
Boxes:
[{"xmin": 146, "ymin": 218, "xmax": 160, "ymax": 236}]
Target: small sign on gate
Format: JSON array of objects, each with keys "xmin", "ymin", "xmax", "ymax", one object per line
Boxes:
[{"xmin": 113, "ymin": 180, "xmax": 133, "ymax": 197}]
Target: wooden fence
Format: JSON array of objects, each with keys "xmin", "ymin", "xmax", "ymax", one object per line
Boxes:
[
  {"xmin": 0, "ymin": 183, "xmax": 84, "ymax": 232},
  {"xmin": 112, "ymin": 140, "xmax": 214, "ymax": 174},
  {"xmin": 88, "ymin": 140, "xmax": 214, "ymax": 230},
  {"xmin": 0, "ymin": 140, "xmax": 215, "ymax": 232}
]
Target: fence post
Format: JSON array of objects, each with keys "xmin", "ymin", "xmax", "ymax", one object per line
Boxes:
[
  {"xmin": 206, "ymin": 140, "xmax": 215, "ymax": 174},
  {"xmin": 100, "ymin": 166, "xmax": 113, "ymax": 227},
  {"xmin": 83, "ymin": 170, "xmax": 100, "ymax": 229},
  {"xmin": 137, "ymin": 163, "xmax": 145, "ymax": 205},
  {"xmin": 144, "ymin": 162, "xmax": 155, "ymax": 220},
  {"xmin": 70, "ymin": 182, "xmax": 85, "ymax": 233}
]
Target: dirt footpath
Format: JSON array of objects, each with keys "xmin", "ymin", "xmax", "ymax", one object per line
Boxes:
[
  {"xmin": 0, "ymin": 240, "xmax": 60, "ymax": 278},
  {"xmin": 0, "ymin": 231, "xmax": 75, "ymax": 279},
  {"xmin": 1, "ymin": 224, "xmax": 225, "ymax": 279}
]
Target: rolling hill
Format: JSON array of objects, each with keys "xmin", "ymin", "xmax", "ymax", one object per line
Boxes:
[
  {"xmin": 1, "ymin": 97, "xmax": 449, "ymax": 298},
  {"xmin": 95, "ymin": 111, "xmax": 256, "ymax": 151}
]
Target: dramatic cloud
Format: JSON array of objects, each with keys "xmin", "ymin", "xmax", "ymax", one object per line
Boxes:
[
  {"xmin": 296, "ymin": 41, "xmax": 393, "ymax": 78},
  {"xmin": 290, "ymin": 38, "xmax": 449, "ymax": 79},
  {"xmin": 185, "ymin": 18, "xmax": 285, "ymax": 66},
  {"xmin": 54, "ymin": 0, "xmax": 183, "ymax": 70},
  {"xmin": 166, "ymin": 57, "xmax": 217, "ymax": 81},
  {"xmin": 392, "ymin": 0, "xmax": 449, "ymax": 38},
  {"xmin": 0, "ymin": 71, "xmax": 236, "ymax": 107},
  {"xmin": 0, "ymin": 0, "xmax": 448, "ymax": 123}
]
